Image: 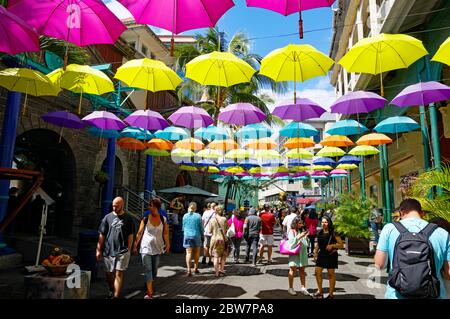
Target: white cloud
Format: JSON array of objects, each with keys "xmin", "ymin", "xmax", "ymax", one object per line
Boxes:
[
  {"xmin": 150, "ymin": 27, "xmax": 173, "ymax": 36},
  {"xmin": 103, "ymin": 0, "xmax": 133, "ymax": 20}
]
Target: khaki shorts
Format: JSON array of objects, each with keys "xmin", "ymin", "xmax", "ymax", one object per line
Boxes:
[
  {"xmin": 104, "ymin": 251, "xmax": 130, "ymax": 272},
  {"xmin": 259, "ymin": 234, "xmax": 274, "ymax": 246},
  {"xmin": 203, "ymin": 235, "xmax": 212, "ymax": 248}
]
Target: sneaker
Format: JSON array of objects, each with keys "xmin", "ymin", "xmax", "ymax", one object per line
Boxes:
[
  {"xmin": 299, "ymin": 287, "xmax": 310, "ymax": 296},
  {"xmin": 144, "ymin": 294, "xmax": 152, "ymax": 299},
  {"xmin": 288, "ymin": 288, "xmax": 297, "ymax": 296},
  {"xmin": 252, "ymin": 263, "xmax": 257, "ymax": 267},
  {"xmin": 201, "ymin": 257, "xmax": 206, "ymax": 265}
]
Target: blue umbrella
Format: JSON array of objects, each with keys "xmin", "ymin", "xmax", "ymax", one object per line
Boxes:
[
  {"xmin": 338, "ymin": 155, "xmax": 361, "ymax": 165},
  {"xmin": 154, "ymin": 126, "xmax": 189, "ymax": 140},
  {"xmin": 373, "ymin": 116, "xmax": 420, "ymax": 134},
  {"xmin": 311, "ymin": 175, "xmax": 328, "ymax": 180},
  {"xmin": 288, "ymin": 159, "xmax": 310, "ymax": 167},
  {"xmin": 235, "ymin": 123, "xmax": 272, "ymax": 140},
  {"xmin": 262, "ymin": 161, "xmax": 283, "ymax": 167},
  {"xmin": 293, "ymin": 176, "xmax": 310, "ymax": 181},
  {"xmin": 259, "ymin": 176, "xmax": 271, "ymax": 181},
  {"xmin": 87, "ymin": 127, "xmax": 120, "ymax": 139},
  {"xmin": 326, "ymin": 120, "xmax": 368, "ymax": 136},
  {"xmin": 237, "ymin": 159, "xmax": 260, "ymax": 169},
  {"xmin": 120, "ymin": 127, "xmax": 153, "ymax": 140},
  {"xmin": 217, "ymin": 159, "xmax": 237, "ymax": 168},
  {"xmin": 194, "ymin": 125, "xmax": 228, "ymax": 141},
  {"xmin": 279, "ymin": 121, "xmax": 319, "ymax": 138},
  {"xmin": 276, "ymin": 176, "xmax": 291, "ymax": 181},
  {"xmin": 313, "ymin": 157, "xmax": 336, "ymax": 166},
  {"xmin": 196, "ymin": 159, "xmax": 217, "ymax": 167}
]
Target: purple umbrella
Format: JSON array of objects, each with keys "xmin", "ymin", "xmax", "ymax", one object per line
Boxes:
[
  {"xmin": 169, "ymin": 106, "xmax": 213, "ymax": 129},
  {"xmin": 9, "ymin": 0, "xmax": 126, "ymax": 47},
  {"xmin": 391, "ymin": 81, "xmax": 450, "ymax": 107},
  {"xmin": 82, "ymin": 111, "xmax": 126, "ymax": 131},
  {"xmin": 272, "ymin": 172, "xmax": 290, "ymax": 178},
  {"xmin": 42, "ymin": 111, "xmax": 85, "ymax": 129},
  {"xmin": 0, "ymin": 6, "xmax": 39, "ymax": 55},
  {"xmin": 330, "ymin": 91, "xmax": 387, "ymax": 115},
  {"xmin": 292, "ymin": 171, "xmax": 309, "ymax": 178},
  {"xmin": 272, "ymin": 98, "xmax": 326, "ymax": 121},
  {"xmin": 311, "ymin": 170, "xmax": 328, "ymax": 176},
  {"xmin": 218, "ymin": 103, "xmax": 266, "ymax": 125},
  {"xmin": 125, "ymin": 110, "xmax": 169, "ymax": 131}
]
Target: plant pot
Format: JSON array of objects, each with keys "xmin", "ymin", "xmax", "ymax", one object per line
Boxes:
[{"xmin": 345, "ymin": 237, "xmax": 370, "ymax": 256}]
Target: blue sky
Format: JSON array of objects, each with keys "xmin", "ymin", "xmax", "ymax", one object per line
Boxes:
[{"xmin": 104, "ymin": 0, "xmax": 337, "ymax": 110}]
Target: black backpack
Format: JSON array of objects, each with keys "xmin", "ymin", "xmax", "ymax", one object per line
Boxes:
[{"xmin": 388, "ymin": 222, "xmax": 440, "ymax": 298}]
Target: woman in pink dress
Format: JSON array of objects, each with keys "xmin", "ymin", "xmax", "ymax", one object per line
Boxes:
[{"xmin": 228, "ymin": 210, "xmax": 245, "ymax": 263}]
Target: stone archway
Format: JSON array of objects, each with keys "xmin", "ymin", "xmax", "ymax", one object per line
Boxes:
[{"xmin": 14, "ymin": 129, "xmax": 76, "ymax": 237}]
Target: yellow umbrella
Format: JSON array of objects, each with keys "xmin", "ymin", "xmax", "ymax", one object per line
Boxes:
[
  {"xmin": 254, "ymin": 150, "xmax": 281, "ymax": 159},
  {"xmin": 249, "ymin": 167, "xmax": 262, "ymax": 174},
  {"xmin": 171, "ymin": 148, "xmax": 195, "ymax": 158},
  {"xmin": 337, "ymin": 164, "xmax": 358, "ymax": 170},
  {"xmin": 225, "ymin": 149, "xmax": 250, "ymax": 159},
  {"xmin": 144, "ymin": 148, "xmax": 170, "ymax": 157},
  {"xmin": 289, "ymin": 166, "xmax": 310, "ymax": 172},
  {"xmin": 260, "ymin": 44, "xmax": 334, "ymax": 101},
  {"xmin": 349, "ymin": 145, "xmax": 380, "ymax": 156},
  {"xmin": 356, "ymin": 133, "xmax": 392, "ymax": 146},
  {"xmin": 320, "ymin": 135, "xmax": 353, "ymax": 147},
  {"xmin": 316, "ymin": 147, "xmax": 346, "ymax": 157},
  {"xmin": 47, "ymin": 64, "xmax": 114, "ymax": 114},
  {"xmin": 285, "ymin": 148, "xmax": 313, "ymax": 159},
  {"xmin": 312, "ymin": 165, "xmax": 333, "ymax": 171},
  {"xmin": 0, "ymin": 68, "xmax": 60, "ymax": 115},
  {"xmin": 174, "ymin": 138, "xmax": 204, "ymax": 151},
  {"xmin": 179, "ymin": 165, "xmax": 198, "ymax": 172},
  {"xmin": 284, "ymin": 137, "xmax": 315, "ymax": 149},
  {"xmin": 196, "ymin": 149, "xmax": 222, "ymax": 159},
  {"xmin": 338, "ymin": 34, "xmax": 428, "ymax": 96},
  {"xmin": 208, "ymin": 139, "xmax": 238, "ymax": 151},
  {"xmin": 225, "ymin": 166, "xmax": 245, "ymax": 174},
  {"xmin": 244, "ymin": 138, "xmax": 277, "ymax": 150},
  {"xmin": 432, "ymin": 36, "xmax": 450, "ymax": 66}
]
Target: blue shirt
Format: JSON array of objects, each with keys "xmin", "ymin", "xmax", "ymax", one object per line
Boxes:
[
  {"xmin": 182, "ymin": 212, "xmax": 203, "ymax": 238},
  {"xmin": 377, "ymin": 218, "xmax": 450, "ymax": 299}
]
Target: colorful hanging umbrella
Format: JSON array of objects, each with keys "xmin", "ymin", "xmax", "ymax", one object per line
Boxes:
[
  {"xmin": 348, "ymin": 145, "xmax": 380, "ymax": 156},
  {"xmin": 261, "ymin": 161, "xmax": 283, "ymax": 168},
  {"xmin": 312, "ymin": 165, "xmax": 333, "ymax": 171},
  {"xmin": 237, "ymin": 159, "xmax": 260, "ymax": 169},
  {"xmin": 186, "ymin": 51, "xmax": 256, "ymax": 87},
  {"xmin": 338, "ymin": 155, "xmax": 361, "ymax": 165},
  {"xmin": 279, "ymin": 121, "xmax": 319, "ymax": 138},
  {"xmin": 0, "ymin": 6, "xmax": 40, "ymax": 55},
  {"xmin": 311, "ymin": 170, "xmax": 328, "ymax": 176},
  {"xmin": 286, "ymin": 148, "xmax": 313, "ymax": 159},
  {"xmin": 218, "ymin": 159, "xmax": 237, "ymax": 168},
  {"xmin": 168, "ymin": 106, "xmax": 213, "ymax": 129},
  {"xmin": 391, "ymin": 81, "xmax": 450, "ymax": 107},
  {"xmin": 42, "ymin": 111, "xmax": 85, "ymax": 129},
  {"xmin": 272, "ymin": 172, "xmax": 290, "ymax": 178},
  {"xmin": 146, "ymin": 138, "xmax": 173, "ymax": 151},
  {"xmin": 284, "ymin": 137, "xmax": 315, "ymax": 149},
  {"xmin": 316, "ymin": 147, "xmax": 346, "ymax": 157},
  {"xmin": 290, "ymin": 166, "xmax": 311, "ymax": 172},
  {"xmin": 115, "ymin": 58, "xmax": 182, "ymax": 93},
  {"xmin": 9, "ymin": 0, "xmax": 126, "ymax": 47},
  {"xmin": 356, "ymin": 133, "xmax": 392, "ymax": 146},
  {"xmin": 313, "ymin": 157, "xmax": 336, "ymax": 166},
  {"xmin": 225, "ymin": 149, "xmax": 250, "ymax": 159},
  {"xmin": 336, "ymin": 164, "xmax": 358, "ymax": 170},
  {"xmin": 196, "ymin": 149, "xmax": 222, "ymax": 159},
  {"xmin": 373, "ymin": 116, "xmax": 420, "ymax": 134},
  {"xmin": 194, "ymin": 125, "xmax": 229, "ymax": 141},
  {"xmin": 240, "ymin": 176, "xmax": 255, "ymax": 181},
  {"xmin": 154, "ymin": 126, "xmax": 189, "ymax": 141},
  {"xmin": 209, "ymin": 139, "xmax": 238, "ymax": 151},
  {"xmin": 272, "ymin": 98, "xmax": 326, "ymax": 121},
  {"xmin": 225, "ymin": 166, "xmax": 245, "ymax": 174},
  {"xmin": 292, "ymin": 171, "xmax": 309, "ymax": 178},
  {"xmin": 330, "ymin": 91, "xmax": 386, "ymax": 115},
  {"xmin": 171, "ymin": 148, "xmax": 195, "ymax": 158},
  {"xmin": 120, "ymin": 127, "xmax": 153, "ymax": 140},
  {"xmin": 87, "ymin": 127, "xmax": 120, "ymax": 139},
  {"xmin": 196, "ymin": 159, "xmax": 218, "ymax": 167},
  {"xmin": 338, "ymin": 33, "xmax": 428, "ymax": 96},
  {"xmin": 179, "ymin": 164, "xmax": 198, "ymax": 172},
  {"xmin": 288, "ymin": 159, "xmax": 310, "ymax": 167},
  {"xmin": 117, "ymin": 138, "xmax": 146, "ymax": 151},
  {"xmin": 82, "ymin": 111, "xmax": 126, "ymax": 130},
  {"xmin": 330, "ymin": 169, "xmax": 348, "ymax": 175},
  {"xmin": 431, "ymin": 36, "xmax": 450, "ymax": 66},
  {"xmin": 144, "ymin": 148, "xmax": 170, "ymax": 157},
  {"xmin": 255, "ymin": 150, "xmax": 281, "ymax": 159},
  {"xmin": 235, "ymin": 123, "xmax": 272, "ymax": 140},
  {"xmin": 124, "ymin": 110, "xmax": 169, "ymax": 131},
  {"xmin": 235, "ymin": 171, "xmax": 251, "ymax": 177},
  {"xmin": 249, "ymin": 167, "xmax": 262, "ymax": 174},
  {"xmin": 244, "ymin": 138, "xmax": 277, "ymax": 150},
  {"xmin": 218, "ymin": 103, "xmax": 266, "ymax": 126},
  {"xmin": 326, "ymin": 120, "xmax": 368, "ymax": 136},
  {"xmin": 47, "ymin": 64, "xmax": 114, "ymax": 114},
  {"xmin": 320, "ymin": 135, "xmax": 354, "ymax": 147},
  {"xmin": 174, "ymin": 138, "xmax": 204, "ymax": 151}
]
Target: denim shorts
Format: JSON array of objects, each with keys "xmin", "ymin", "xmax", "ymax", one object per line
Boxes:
[
  {"xmin": 183, "ymin": 236, "xmax": 202, "ymax": 248},
  {"xmin": 141, "ymin": 254, "xmax": 160, "ymax": 282}
]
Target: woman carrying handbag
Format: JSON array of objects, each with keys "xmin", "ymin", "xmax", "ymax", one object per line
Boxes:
[{"xmin": 208, "ymin": 206, "xmax": 229, "ymax": 277}]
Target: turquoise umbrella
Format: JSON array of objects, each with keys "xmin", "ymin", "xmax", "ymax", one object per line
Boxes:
[
  {"xmin": 87, "ymin": 127, "xmax": 120, "ymax": 139},
  {"xmin": 241, "ymin": 176, "xmax": 255, "ymax": 181},
  {"xmin": 326, "ymin": 120, "xmax": 368, "ymax": 136},
  {"xmin": 279, "ymin": 121, "xmax": 319, "ymax": 138},
  {"xmin": 154, "ymin": 126, "xmax": 189, "ymax": 140},
  {"xmin": 194, "ymin": 125, "xmax": 229, "ymax": 141},
  {"xmin": 235, "ymin": 123, "xmax": 272, "ymax": 140},
  {"xmin": 373, "ymin": 116, "xmax": 420, "ymax": 134},
  {"xmin": 120, "ymin": 127, "xmax": 153, "ymax": 140}
]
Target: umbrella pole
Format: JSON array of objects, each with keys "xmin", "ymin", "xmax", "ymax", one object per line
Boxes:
[
  {"xmin": 298, "ymin": 0, "xmax": 303, "ymax": 39},
  {"xmin": 22, "ymin": 82, "xmax": 30, "ymax": 116},
  {"xmin": 78, "ymin": 91, "xmax": 83, "ymax": 115},
  {"xmin": 59, "ymin": 126, "xmax": 64, "ymax": 144}
]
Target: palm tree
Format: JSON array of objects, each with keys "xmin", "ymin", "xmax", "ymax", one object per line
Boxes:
[
  {"xmin": 175, "ymin": 28, "xmax": 287, "ymax": 126},
  {"xmin": 410, "ymin": 164, "xmax": 450, "ymax": 222}
]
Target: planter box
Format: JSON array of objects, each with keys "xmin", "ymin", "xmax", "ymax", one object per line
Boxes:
[{"xmin": 345, "ymin": 237, "xmax": 370, "ymax": 255}]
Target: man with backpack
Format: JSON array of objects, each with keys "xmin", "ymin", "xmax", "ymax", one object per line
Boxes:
[{"xmin": 374, "ymin": 198, "xmax": 450, "ymax": 299}]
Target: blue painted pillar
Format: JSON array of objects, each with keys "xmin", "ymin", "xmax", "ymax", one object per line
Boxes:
[
  {"xmin": 102, "ymin": 138, "xmax": 116, "ymax": 217},
  {"xmin": 0, "ymin": 92, "xmax": 22, "ymax": 242},
  {"xmin": 144, "ymin": 155, "xmax": 153, "ymax": 201}
]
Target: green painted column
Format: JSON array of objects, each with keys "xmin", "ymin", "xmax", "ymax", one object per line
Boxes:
[
  {"xmin": 347, "ymin": 172, "xmax": 352, "ymax": 192},
  {"xmin": 359, "ymin": 156, "xmax": 366, "ymax": 200},
  {"xmin": 382, "ymin": 144, "xmax": 392, "ymax": 223},
  {"xmin": 333, "ymin": 178, "xmax": 336, "ymax": 197},
  {"xmin": 379, "ymin": 145, "xmax": 386, "ymax": 210},
  {"xmin": 339, "ymin": 178, "xmax": 343, "ymax": 195},
  {"xmin": 417, "ymin": 71, "xmax": 431, "ymax": 170}
]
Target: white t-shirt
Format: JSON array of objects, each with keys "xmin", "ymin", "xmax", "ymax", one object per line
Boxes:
[
  {"xmin": 140, "ymin": 216, "xmax": 166, "ymax": 255},
  {"xmin": 202, "ymin": 209, "xmax": 215, "ymax": 236},
  {"xmin": 282, "ymin": 213, "xmax": 297, "ymax": 232}
]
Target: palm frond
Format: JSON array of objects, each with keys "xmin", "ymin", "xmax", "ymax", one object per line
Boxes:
[{"xmin": 39, "ymin": 36, "xmax": 90, "ymax": 65}]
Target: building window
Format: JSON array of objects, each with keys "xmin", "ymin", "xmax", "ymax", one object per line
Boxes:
[
  {"xmin": 141, "ymin": 45, "xmax": 148, "ymax": 56},
  {"xmin": 129, "ymin": 41, "xmax": 136, "ymax": 49}
]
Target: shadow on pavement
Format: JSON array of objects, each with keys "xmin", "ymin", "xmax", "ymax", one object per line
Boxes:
[
  {"xmin": 224, "ymin": 265, "xmax": 263, "ymax": 276},
  {"xmin": 334, "ymin": 293, "xmax": 376, "ymax": 299},
  {"xmin": 158, "ymin": 282, "xmax": 246, "ymax": 299},
  {"xmin": 255, "ymin": 289, "xmax": 313, "ymax": 299},
  {"xmin": 319, "ymin": 272, "xmax": 360, "ymax": 281},
  {"xmin": 354, "ymin": 261, "xmax": 374, "ymax": 267}
]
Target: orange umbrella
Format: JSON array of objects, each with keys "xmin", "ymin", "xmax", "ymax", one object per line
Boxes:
[
  {"xmin": 320, "ymin": 135, "xmax": 354, "ymax": 147},
  {"xmin": 356, "ymin": 133, "xmax": 392, "ymax": 146},
  {"xmin": 117, "ymin": 138, "xmax": 146, "ymax": 151},
  {"xmin": 284, "ymin": 137, "xmax": 315, "ymax": 149},
  {"xmin": 208, "ymin": 139, "xmax": 238, "ymax": 151},
  {"xmin": 244, "ymin": 137, "xmax": 277, "ymax": 150},
  {"xmin": 174, "ymin": 138, "xmax": 204, "ymax": 150},
  {"xmin": 146, "ymin": 138, "xmax": 173, "ymax": 151}
]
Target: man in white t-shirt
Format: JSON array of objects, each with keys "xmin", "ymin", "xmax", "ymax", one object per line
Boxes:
[
  {"xmin": 201, "ymin": 202, "xmax": 216, "ymax": 266},
  {"xmin": 282, "ymin": 208, "xmax": 297, "ymax": 237}
]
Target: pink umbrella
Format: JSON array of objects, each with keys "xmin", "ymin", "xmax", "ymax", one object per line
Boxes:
[
  {"xmin": 8, "ymin": 1, "xmax": 126, "ymax": 55},
  {"xmin": 218, "ymin": 103, "xmax": 266, "ymax": 126},
  {"xmin": 82, "ymin": 111, "xmax": 126, "ymax": 131},
  {"xmin": 169, "ymin": 106, "xmax": 214, "ymax": 129},
  {"xmin": 119, "ymin": 0, "xmax": 234, "ymax": 55},
  {"xmin": 124, "ymin": 110, "xmax": 169, "ymax": 131},
  {"xmin": 0, "ymin": 6, "xmax": 39, "ymax": 55},
  {"xmin": 330, "ymin": 169, "xmax": 348, "ymax": 175},
  {"xmin": 246, "ymin": 0, "xmax": 336, "ymax": 38},
  {"xmin": 272, "ymin": 98, "xmax": 326, "ymax": 121}
]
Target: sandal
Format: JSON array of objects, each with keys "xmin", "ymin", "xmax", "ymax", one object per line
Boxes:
[
  {"xmin": 185, "ymin": 271, "xmax": 192, "ymax": 277},
  {"xmin": 194, "ymin": 269, "xmax": 200, "ymax": 274},
  {"xmin": 325, "ymin": 294, "xmax": 334, "ymax": 299},
  {"xmin": 313, "ymin": 292, "xmax": 323, "ymax": 299}
]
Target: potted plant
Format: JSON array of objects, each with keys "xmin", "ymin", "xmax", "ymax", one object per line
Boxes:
[
  {"xmin": 94, "ymin": 171, "xmax": 109, "ymax": 184},
  {"xmin": 333, "ymin": 192, "xmax": 374, "ymax": 255}
]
